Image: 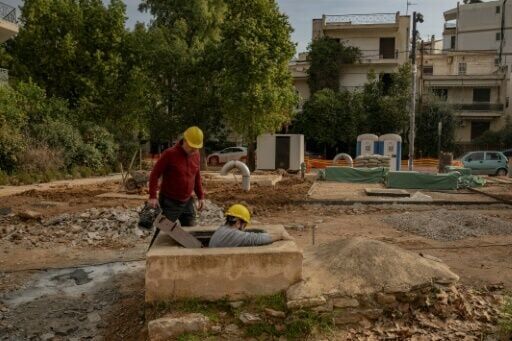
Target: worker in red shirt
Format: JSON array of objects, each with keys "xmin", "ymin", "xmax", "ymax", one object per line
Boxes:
[{"xmin": 148, "ymin": 126, "xmax": 206, "ymax": 227}]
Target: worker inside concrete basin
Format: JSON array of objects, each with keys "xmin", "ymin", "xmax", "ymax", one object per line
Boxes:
[
  {"xmin": 148, "ymin": 126, "xmax": 205, "ymax": 226},
  {"xmin": 209, "ymin": 204, "xmax": 293, "ymax": 248}
]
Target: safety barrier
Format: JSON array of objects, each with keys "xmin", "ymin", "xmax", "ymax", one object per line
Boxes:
[{"xmin": 306, "ymin": 157, "xmax": 441, "ymax": 170}]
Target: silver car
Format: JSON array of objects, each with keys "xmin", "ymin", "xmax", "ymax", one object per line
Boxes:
[
  {"xmin": 461, "ymin": 151, "xmax": 509, "ymax": 176},
  {"xmin": 207, "ymin": 147, "xmax": 247, "ymax": 166}
]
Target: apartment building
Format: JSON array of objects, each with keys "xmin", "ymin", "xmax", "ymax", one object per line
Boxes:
[
  {"xmin": 419, "ymin": 49, "xmax": 507, "ymax": 143},
  {"xmin": 289, "ymin": 12, "xmax": 410, "ymax": 105},
  {"xmin": 436, "ymin": 0, "xmax": 512, "ymax": 143},
  {"xmin": 0, "ymin": 1, "xmax": 18, "ymax": 84}
]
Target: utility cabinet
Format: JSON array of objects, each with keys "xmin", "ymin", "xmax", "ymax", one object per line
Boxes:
[{"xmin": 256, "ymin": 134, "xmax": 304, "ymax": 171}]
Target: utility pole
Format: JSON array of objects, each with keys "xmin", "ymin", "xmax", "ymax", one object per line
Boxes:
[{"xmin": 408, "ymin": 12, "xmax": 423, "ymax": 171}]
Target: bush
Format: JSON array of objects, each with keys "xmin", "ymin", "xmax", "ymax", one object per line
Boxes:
[
  {"xmin": 0, "ymin": 126, "xmax": 27, "ymax": 172},
  {"xmin": 17, "ymin": 144, "xmax": 64, "ymax": 173},
  {"xmin": 80, "ymin": 123, "xmax": 118, "ymax": 167},
  {"xmin": 75, "ymin": 144, "xmax": 104, "ymax": 170}
]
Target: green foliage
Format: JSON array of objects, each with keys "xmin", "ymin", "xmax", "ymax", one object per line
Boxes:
[
  {"xmin": 500, "ymin": 295, "xmax": 512, "ymax": 337},
  {"xmin": 219, "ymin": 0, "xmax": 297, "ymax": 143},
  {"xmin": 307, "ymin": 37, "xmax": 361, "ymax": 94},
  {"xmin": 294, "ymin": 89, "xmax": 358, "ymax": 147},
  {"xmin": 361, "ymin": 65, "xmax": 412, "ymax": 135},
  {"xmin": 251, "ymin": 292, "xmax": 287, "ymax": 312},
  {"xmin": 473, "ymin": 118, "xmax": 512, "ymax": 147},
  {"xmin": 416, "ymin": 95, "xmax": 457, "ymax": 157},
  {"xmin": 285, "ymin": 310, "xmax": 333, "ymax": 339}
]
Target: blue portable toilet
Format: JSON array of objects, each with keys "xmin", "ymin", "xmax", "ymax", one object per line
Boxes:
[
  {"xmin": 378, "ymin": 134, "xmax": 402, "ymax": 171},
  {"xmin": 356, "ymin": 134, "xmax": 379, "ymax": 157}
]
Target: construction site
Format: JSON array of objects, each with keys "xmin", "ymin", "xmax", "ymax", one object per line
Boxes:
[{"xmin": 0, "ymin": 153, "xmax": 512, "ymax": 340}]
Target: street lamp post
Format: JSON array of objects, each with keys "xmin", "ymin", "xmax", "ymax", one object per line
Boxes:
[{"xmin": 408, "ymin": 11, "xmax": 423, "ymax": 171}]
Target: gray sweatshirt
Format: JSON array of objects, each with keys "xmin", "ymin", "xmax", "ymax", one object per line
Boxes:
[{"xmin": 208, "ymin": 225, "xmax": 273, "ymax": 248}]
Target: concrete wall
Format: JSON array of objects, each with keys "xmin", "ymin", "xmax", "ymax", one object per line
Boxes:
[
  {"xmin": 294, "ymin": 78, "xmax": 310, "ymax": 102},
  {"xmin": 145, "ymin": 225, "xmax": 303, "ymax": 302}
]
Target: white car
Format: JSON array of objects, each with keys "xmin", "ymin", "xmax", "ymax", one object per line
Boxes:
[{"xmin": 207, "ymin": 147, "xmax": 247, "ymax": 166}]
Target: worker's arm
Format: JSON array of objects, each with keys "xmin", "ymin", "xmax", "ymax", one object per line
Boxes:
[
  {"xmin": 269, "ymin": 229, "xmax": 294, "ymax": 242},
  {"xmin": 194, "ymin": 165, "xmax": 205, "ymax": 210},
  {"xmin": 148, "ymin": 151, "xmax": 169, "ymax": 204}
]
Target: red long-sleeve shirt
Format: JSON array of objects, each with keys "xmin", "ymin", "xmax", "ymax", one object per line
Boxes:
[{"xmin": 148, "ymin": 142, "xmax": 204, "ymax": 201}]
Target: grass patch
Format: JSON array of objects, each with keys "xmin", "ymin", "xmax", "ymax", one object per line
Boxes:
[
  {"xmin": 251, "ymin": 292, "xmax": 287, "ymax": 312},
  {"xmin": 285, "ymin": 310, "xmax": 334, "ymax": 339},
  {"xmin": 245, "ymin": 322, "xmax": 278, "ymax": 337},
  {"xmin": 500, "ymin": 295, "xmax": 512, "ymax": 337}
]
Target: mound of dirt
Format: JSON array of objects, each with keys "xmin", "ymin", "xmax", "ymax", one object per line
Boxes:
[
  {"xmin": 383, "ymin": 209, "xmax": 512, "ymax": 240},
  {"xmin": 288, "ymin": 237, "xmax": 459, "ymax": 300}
]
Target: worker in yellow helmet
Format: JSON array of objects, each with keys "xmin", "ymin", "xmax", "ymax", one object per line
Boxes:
[
  {"xmin": 209, "ymin": 204, "xmax": 293, "ymax": 248},
  {"xmin": 148, "ymin": 126, "xmax": 205, "ymax": 231}
]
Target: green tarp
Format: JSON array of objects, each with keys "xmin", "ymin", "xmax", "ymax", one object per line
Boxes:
[
  {"xmin": 323, "ymin": 166, "xmax": 388, "ymax": 183},
  {"xmin": 386, "ymin": 171, "xmax": 459, "ymax": 190},
  {"xmin": 445, "ymin": 166, "xmax": 472, "ymax": 176}
]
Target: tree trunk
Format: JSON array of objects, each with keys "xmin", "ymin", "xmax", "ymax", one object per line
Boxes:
[{"xmin": 248, "ymin": 142, "xmax": 256, "ymax": 172}]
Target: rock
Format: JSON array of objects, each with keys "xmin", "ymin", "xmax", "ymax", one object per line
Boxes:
[
  {"xmin": 313, "ymin": 299, "xmax": 334, "ymax": 312},
  {"xmin": 333, "ymin": 297, "xmax": 359, "ymax": 308},
  {"xmin": 210, "ymin": 325, "xmax": 222, "ymax": 334},
  {"xmin": 287, "ymin": 296, "xmax": 326, "ymax": 310},
  {"xmin": 359, "ymin": 309, "xmax": 383, "ymax": 321},
  {"xmin": 224, "ymin": 323, "xmax": 241, "ymax": 335},
  {"xmin": 376, "ymin": 293, "xmax": 396, "ymax": 305},
  {"xmin": 333, "ymin": 312, "xmax": 360, "ymax": 325},
  {"xmin": 229, "ymin": 301, "xmax": 244, "ymax": 309},
  {"xmin": 40, "ymin": 332, "xmax": 55, "ymax": 341},
  {"xmin": 87, "ymin": 312, "xmax": 101, "ymax": 323},
  {"xmin": 239, "ymin": 312, "xmax": 262, "ymax": 325},
  {"xmin": 18, "ymin": 210, "xmax": 42, "ymax": 221},
  {"xmin": 70, "ymin": 225, "xmax": 81, "ymax": 233},
  {"xmin": 264, "ymin": 308, "xmax": 286, "ymax": 318},
  {"xmin": 148, "ymin": 314, "xmax": 209, "ymax": 341},
  {"xmin": 436, "ymin": 291, "xmax": 449, "ymax": 305}
]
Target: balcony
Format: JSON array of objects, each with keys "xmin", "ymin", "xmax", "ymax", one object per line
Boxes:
[
  {"xmin": 0, "ymin": 68, "xmax": 7, "ymax": 83},
  {"xmin": 0, "ymin": 2, "xmax": 16, "ymax": 24},
  {"xmin": 359, "ymin": 49, "xmax": 399, "ymax": 63},
  {"xmin": 323, "ymin": 13, "xmax": 399, "ymax": 31},
  {"xmin": 452, "ymin": 103, "xmax": 504, "ymax": 111},
  {"xmin": 0, "ymin": 2, "xmax": 18, "ymax": 43}
]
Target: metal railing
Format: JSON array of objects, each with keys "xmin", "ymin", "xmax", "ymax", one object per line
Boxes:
[
  {"xmin": 0, "ymin": 68, "xmax": 8, "ymax": 83},
  {"xmin": 451, "ymin": 103, "xmax": 504, "ymax": 111},
  {"xmin": 360, "ymin": 49, "xmax": 399, "ymax": 60},
  {"xmin": 325, "ymin": 13, "xmax": 396, "ymax": 25},
  {"xmin": 0, "ymin": 2, "xmax": 16, "ymax": 24},
  {"xmin": 444, "ymin": 22, "xmax": 456, "ymax": 29}
]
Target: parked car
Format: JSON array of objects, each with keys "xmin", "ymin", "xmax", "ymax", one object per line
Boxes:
[
  {"xmin": 207, "ymin": 147, "xmax": 247, "ymax": 166},
  {"xmin": 460, "ymin": 151, "xmax": 509, "ymax": 176}
]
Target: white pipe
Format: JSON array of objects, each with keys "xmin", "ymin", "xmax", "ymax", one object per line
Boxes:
[
  {"xmin": 333, "ymin": 153, "xmax": 353, "ymax": 168},
  {"xmin": 220, "ymin": 160, "xmax": 251, "ymax": 191}
]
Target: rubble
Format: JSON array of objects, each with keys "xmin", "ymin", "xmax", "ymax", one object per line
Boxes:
[{"xmin": 148, "ymin": 313, "xmax": 210, "ymax": 340}]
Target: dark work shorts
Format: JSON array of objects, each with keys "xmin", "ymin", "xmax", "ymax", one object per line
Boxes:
[{"xmin": 158, "ymin": 194, "xmax": 196, "ymax": 227}]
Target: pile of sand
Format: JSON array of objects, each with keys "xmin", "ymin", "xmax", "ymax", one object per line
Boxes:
[{"xmin": 288, "ymin": 237, "xmax": 459, "ymax": 300}]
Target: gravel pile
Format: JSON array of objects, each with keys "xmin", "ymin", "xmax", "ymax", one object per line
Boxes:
[{"xmin": 383, "ymin": 209, "xmax": 512, "ymax": 240}]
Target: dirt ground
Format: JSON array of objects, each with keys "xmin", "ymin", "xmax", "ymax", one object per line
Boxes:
[{"xmin": 1, "ymin": 175, "xmax": 512, "ymax": 340}]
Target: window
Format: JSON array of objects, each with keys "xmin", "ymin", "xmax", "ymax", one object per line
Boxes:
[
  {"xmin": 496, "ymin": 6, "xmax": 501, "ymax": 14},
  {"xmin": 379, "ymin": 38, "xmax": 396, "ymax": 59},
  {"xmin": 473, "ymin": 88, "xmax": 491, "ymax": 102},
  {"xmin": 458, "ymin": 62, "xmax": 467, "ymax": 75},
  {"xmin": 496, "ymin": 32, "xmax": 502, "ymax": 41},
  {"xmin": 432, "ymin": 88, "xmax": 448, "ymax": 101},
  {"xmin": 470, "ymin": 121, "xmax": 490, "ymax": 140},
  {"xmin": 450, "ymin": 36, "xmax": 456, "ymax": 49},
  {"xmin": 486, "ymin": 152, "xmax": 501, "ymax": 161},
  {"xmin": 467, "ymin": 152, "xmax": 484, "ymax": 161},
  {"xmin": 422, "ymin": 65, "xmax": 433, "ymax": 75}
]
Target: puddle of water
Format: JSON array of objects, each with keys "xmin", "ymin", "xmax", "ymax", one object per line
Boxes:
[{"xmin": 3, "ymin": 261, "xmax": 144, "ymax": 307}]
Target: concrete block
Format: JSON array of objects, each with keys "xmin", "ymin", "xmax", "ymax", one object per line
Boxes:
[{"xmin": 145, "ymin": 225, "xmax": 303, "ymax": 302}]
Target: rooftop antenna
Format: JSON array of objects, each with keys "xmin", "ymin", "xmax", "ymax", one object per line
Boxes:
[{"xmin": 406, "ymin": 1, "xmax": 417, "ymax": 15}]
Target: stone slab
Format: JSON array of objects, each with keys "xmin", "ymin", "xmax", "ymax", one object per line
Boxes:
[
  {"xmin": 365, "ymin": 188, "xmax": 410, "ymax": 197},
  {"xmin": 146, "ymin": 225, "xmax": 303, "ymax": 302}
]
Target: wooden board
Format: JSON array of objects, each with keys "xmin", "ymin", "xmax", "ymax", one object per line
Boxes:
[{"xmin": 365, "ymin": 188, "xmax": 411, "ymax": 197}]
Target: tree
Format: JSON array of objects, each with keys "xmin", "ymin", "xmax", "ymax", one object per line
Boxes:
[
  {"xmin": 218, "ymin": 0, "xmax": 297, "ymax": 170},
  {"xmin": 307, "ymin": 37, "xmax": 361, "ymax": 94},
  {"xmin": 361, "ymin": 65, "xmax": 412, "ymax": 136},
  {"xmin": 294, "ymin": 89, "xmax": 358, "ymax": 156},
  {"xmin": 415, "ymin": 95, "xmax": 457, "ymax": 157}
]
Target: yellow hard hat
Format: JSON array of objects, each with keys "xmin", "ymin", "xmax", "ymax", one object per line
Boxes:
[
  {"xmin": 226, "ymin": 204, "xmax": 251, "ymax": 224},
  {"xmin": 183, "ymin": 126, "xmax": 204, "ymax": 149}
]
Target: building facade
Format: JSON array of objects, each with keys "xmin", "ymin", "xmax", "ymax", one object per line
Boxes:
[
  {"xmin": 289, "ymin": 12, "xmax": 410, "ymax": 106},
  {"xmin": 0, "ymin": 1, "xmax": 18, "ymax": 84},
  {"xmin": 437, "ymin": 0, "xmax": 512, "ymax": 143}
]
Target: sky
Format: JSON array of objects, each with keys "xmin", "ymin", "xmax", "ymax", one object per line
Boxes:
[{"xmin": 7, "ymin": 0, "xmax": 461, "ymax": 53}]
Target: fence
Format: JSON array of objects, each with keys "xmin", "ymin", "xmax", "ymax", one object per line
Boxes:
[
  {"xmin": 305, "ymin": 157, "xmax": 440, "ymax": 170},
  {"xmin": 0, "ymin": 2, "xmax": 16, "ymax": 24}
]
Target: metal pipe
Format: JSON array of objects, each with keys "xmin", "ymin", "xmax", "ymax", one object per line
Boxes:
[
  {"xmin": 220, "ymin": 161, "xmax": 251, "ymax": 191},
  {"xmin": 333, "ymin": 153, "xmax": 353, "ymax": 167}
]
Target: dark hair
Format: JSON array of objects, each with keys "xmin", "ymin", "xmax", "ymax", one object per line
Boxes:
[{"xmin": 225, "ymin": 216, "xmax": 238, "ymax": 226}]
